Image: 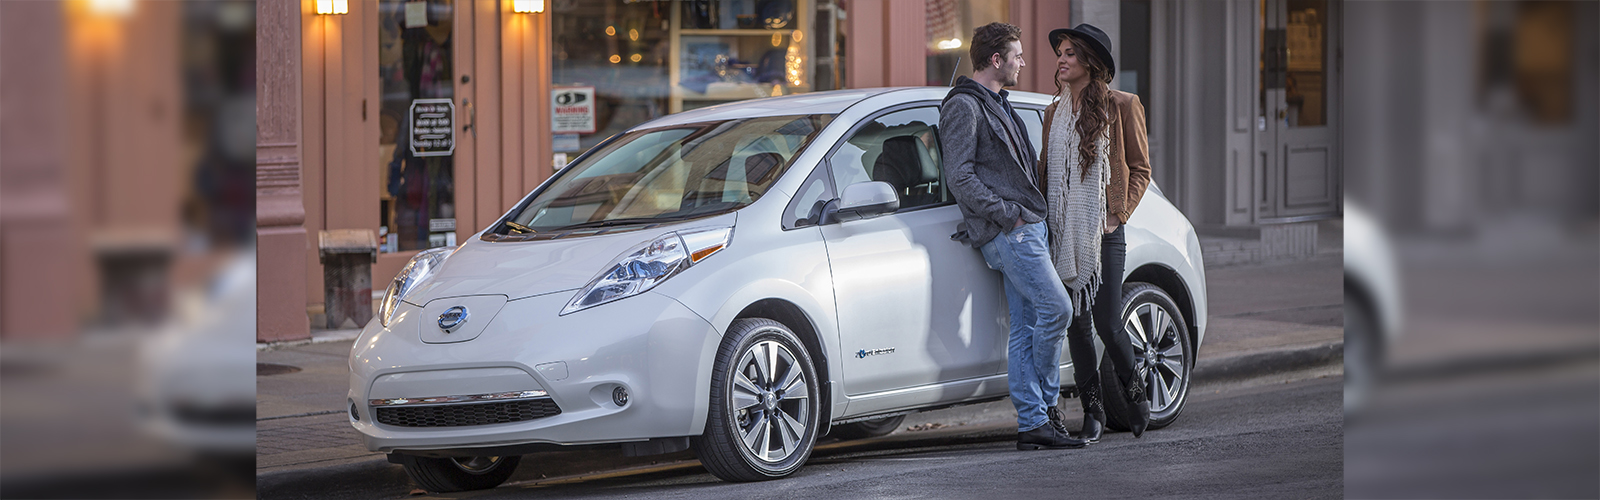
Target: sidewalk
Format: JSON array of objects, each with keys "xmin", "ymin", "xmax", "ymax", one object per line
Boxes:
[{"xmin": 256, "ymin": 247, "xmax": 1346, "ymax": 497}]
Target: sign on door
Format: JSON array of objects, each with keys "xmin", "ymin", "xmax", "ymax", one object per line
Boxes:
[{"xmin": 409, "ymin": 98, "xmax": 455, "ymax": 157}]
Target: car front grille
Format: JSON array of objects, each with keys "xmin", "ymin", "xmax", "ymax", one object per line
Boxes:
[{"xmin": 374, "ymin": 398, "xmax": 562, "ymax": 428}]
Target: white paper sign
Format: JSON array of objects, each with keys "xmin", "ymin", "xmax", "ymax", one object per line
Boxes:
[
  {"xmin": 409, "ymin": 98, "xmax": 455, "ymax": 157},
  {"xmin": 551, "ymin": 87, "xmax": 596, "ymax": 134},
  {"xmin": 405, "ymin": 1, "xmax": 427, "ymax": 28}
]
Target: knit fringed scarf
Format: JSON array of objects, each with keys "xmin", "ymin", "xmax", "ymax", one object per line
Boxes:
[{"xmin": 1044, "ymin": 89, "xmax": 1111, "ymax": 313}]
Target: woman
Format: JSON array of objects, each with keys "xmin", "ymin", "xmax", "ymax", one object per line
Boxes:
[{"xmin": 1038, "ymin": 24, "xmax": 1153, "ymax": 442}]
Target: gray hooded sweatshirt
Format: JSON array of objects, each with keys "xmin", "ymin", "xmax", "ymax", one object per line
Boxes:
[{"xmin": 939, "ymin": 76, "xmax": 1047, "ymax": 248}]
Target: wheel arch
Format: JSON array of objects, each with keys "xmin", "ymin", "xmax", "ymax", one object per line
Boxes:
[
  {"xmin": 733, "ymin": 298, "xmax": 833, "ymax": 437},
  {"xmin": 1126, "ymin": 263, "xmax": 1199, "ymax": 352}
]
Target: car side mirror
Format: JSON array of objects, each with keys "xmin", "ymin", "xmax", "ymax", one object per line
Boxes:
[{"xmin": 825, "ymin": 181, "xmax": 900, "ymax": 223}]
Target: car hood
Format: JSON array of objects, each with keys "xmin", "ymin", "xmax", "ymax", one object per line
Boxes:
[
  {"xmin": 403, "ymin": 214, "xmax": 736, "ymax": 304},
  {"xmin": 403, "ymin": 232, "xmax": 651, "ymax": 304}
]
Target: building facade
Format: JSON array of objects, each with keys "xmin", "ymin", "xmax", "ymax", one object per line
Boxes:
[
  {"xmin": 256, "ymin": 0, "xmax": 1081, "ymax": 341},
  {"xmin": 259, "ymin": 0, "xmax": 1368, "ymax": 341}
]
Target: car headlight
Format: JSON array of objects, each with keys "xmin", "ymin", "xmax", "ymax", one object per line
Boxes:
[
  {"xmin": 379, "ymin": 247, "xmax": 453, "ymax": 327},
  {"xmin": 561, "ymin": 226, "xmax": 732, "ymax": 315}
]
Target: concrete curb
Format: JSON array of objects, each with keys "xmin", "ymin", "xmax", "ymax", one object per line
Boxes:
[
  {"xmin": 256, "ymin": 342, "xmax": 1344, "ymax": 499},
  {"xmin": 1192, "ymin": 341, "xmax": 1344, "ymax": 384}
]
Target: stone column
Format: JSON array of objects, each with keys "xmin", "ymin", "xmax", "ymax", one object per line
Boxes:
[
  {"xmin": 0, "ymin": 2, "xmax": 79, "ymax": 339},
  {"xmin": 256, "ymin": 0, "xmax": 310, "ymax": 342}
]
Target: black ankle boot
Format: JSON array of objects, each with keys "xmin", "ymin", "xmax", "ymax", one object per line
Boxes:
[
  {"xmin": 1072, "ymin": 385, "xmax": 1105, "ymax": 443},
  {"xmin": 1017, "ymin": 423, "xmax": 1087, "ymax": 450},
  {"xmin": 1126, "ymin": 382, "xmax": 1151, "ymax": 438},
  {"xmin": 1047, "ymin": 405, "xmax": 1070, "ymax": 435}
]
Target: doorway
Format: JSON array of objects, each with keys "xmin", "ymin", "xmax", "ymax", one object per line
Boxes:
[{"xmin": 1258, "ymin": 0, "xmax": 1340, "ymax": 220}]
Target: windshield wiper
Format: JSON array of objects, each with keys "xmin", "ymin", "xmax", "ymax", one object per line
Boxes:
[
  {"xmin": 549, "ymin": 215, "xmax": 696, "ymax": 231},
  {"xmin": 504, "ymin": 221, "xmax": 536, "ymax": 234}
]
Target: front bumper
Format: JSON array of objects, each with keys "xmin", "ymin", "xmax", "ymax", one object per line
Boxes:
[{"xmin": 348, "ymin": 290, "xmax": 721, "ymax": 453}]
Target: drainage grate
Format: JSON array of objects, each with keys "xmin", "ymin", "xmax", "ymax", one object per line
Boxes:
[{"xmin": 375, "ymin": 399, "xmax": 562, "ymax": 428}]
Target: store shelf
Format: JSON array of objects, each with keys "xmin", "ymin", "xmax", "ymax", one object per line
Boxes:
[{"xmin": 678, "ymin": 28, "xmax": 796, "ymax": 35}]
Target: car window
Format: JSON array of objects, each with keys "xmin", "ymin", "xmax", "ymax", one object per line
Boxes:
[
  {"xmin": 785, "ymin": 163, "xmax": 834, "ymax": 228},
  {"xmin": 1017, "ymin": 108, "xmax": 1045, "ymax": 161},
  {"xmin": 827, "ymin": 106, "xmax": 950, "ymax": 211},
  {"xmin": 495, "ymin": 114, "xmax": 833, "ymax": 233}
]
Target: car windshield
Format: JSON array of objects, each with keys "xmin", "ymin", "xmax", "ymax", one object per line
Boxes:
[{"xmin": 499, "ymin": 114, "xmax": 834, "ymax": 233}]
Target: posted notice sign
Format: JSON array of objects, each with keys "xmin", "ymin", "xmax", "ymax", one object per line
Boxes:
[
  {"xmin": 409, "ymin": 98, "xmax": 455, "ymax": 157},
  {"xmin": 551, "ymin": 87, "xmax": 596, "ymax": 134}
]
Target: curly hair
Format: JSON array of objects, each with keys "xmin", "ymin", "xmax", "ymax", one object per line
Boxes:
[
  {"xmin": 1055, "ymin": 34, "xmax": 1114, "ymax": 181},
  {"xmin": 970, "ymin": 22, "xmax": 1022, "ymax": 71}
]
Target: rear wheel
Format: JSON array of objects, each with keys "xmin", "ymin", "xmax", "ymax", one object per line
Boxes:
[
  {"xmin": 396, "ymin": 454, "xmax": 521, "ymax": 493},
  {"xmin": 829, "ymin": 414, "xmax": 906, "ymax": 440},
  {"xmin": 694, "ymin": 318, "xmax": 821, "ymax": 482},
  {"xmin": 1103, "ymin": 282, "xmax": 1193, "ymax": 432}
]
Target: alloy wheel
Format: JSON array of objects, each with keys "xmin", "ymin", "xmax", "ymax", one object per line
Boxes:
[
  {"xmin": 1125, "ymin": 301, "xmax": 1187, "ymax": 414},
  {"xmin": 731, "ymin": 340, "xmax": 811, "ymax": 464}
]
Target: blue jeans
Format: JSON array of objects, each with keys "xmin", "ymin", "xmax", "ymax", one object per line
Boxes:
[{"xmin": 980, "ymin": 221, "xmax": 1073, "ymax": 432}]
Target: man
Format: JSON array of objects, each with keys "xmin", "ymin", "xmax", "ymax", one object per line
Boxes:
[{"xmin": 939, "ymin": 22, "xmax": 1085, "ymax": 450}]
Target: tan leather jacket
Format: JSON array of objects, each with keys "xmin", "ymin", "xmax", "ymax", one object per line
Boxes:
[{"xmin": 1037, "ymin": 90, "xmax": 1152, "ymax": 225}]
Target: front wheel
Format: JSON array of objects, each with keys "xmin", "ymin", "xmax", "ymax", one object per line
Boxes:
[
  {"xmin": 396, "ymin": 454, "xmax": 521, "ymax": 493},
  {"xmin": 1103, "ymin": 282, "xmax": 1193, "ymax": 432},
  {"xmin": 694, "ymin": 318, "xmax": 821, "ymax": 482}
]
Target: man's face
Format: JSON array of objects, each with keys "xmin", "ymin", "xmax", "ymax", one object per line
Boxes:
[{"xmin": 993, "ymin": 40, "xmax": 1025, "ymax": 87}]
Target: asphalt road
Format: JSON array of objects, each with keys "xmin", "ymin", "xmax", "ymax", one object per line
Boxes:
[{"xmin": 400, "ymin": 373, "xmax": 1343, "ymax": 500}]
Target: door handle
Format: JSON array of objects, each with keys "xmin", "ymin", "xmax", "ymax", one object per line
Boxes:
[{"xmin": 462, "ymin": 98, "xmax": 476, "ymax": 139}]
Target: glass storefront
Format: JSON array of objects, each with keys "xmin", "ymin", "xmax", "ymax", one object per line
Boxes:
[
  {"xmin": 377, "ymin": 0, "xmax": 457, "ymax": 252},
  {"xmin": 924, "ymin": 0, "xmax": 1008, "ymax": 86},
  {"xmin": 551, "ymin": 0, "xmax": 825, "ymax": 157}
]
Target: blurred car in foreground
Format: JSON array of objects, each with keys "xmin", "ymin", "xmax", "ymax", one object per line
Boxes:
[
  {"xmin": 138, "ymin": 251, "xmax": 257, "ymax": 456},
  {"xmin": 1342, "ymin": 204, "xmax": 1402, "ymax": 413},
  {"xmin": 349, "ymin": 88, "xmax": 1208, "ymax": 492}
]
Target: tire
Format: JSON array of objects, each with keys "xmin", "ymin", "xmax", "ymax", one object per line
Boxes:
[
  {"xmin": 693, "ymin": 318, "xmax": 821, "ymax": 482},
  {"xmin": 829, "ymin": 414, "xmax": 906, "ymax": 440},
  {"xmin": 396, "ymin": 454, "xmax": 521, "ymax": 493},
  {"xmin": 1343, "ymin": 287, "xmax": 1382, "ymax": 415},
  {"xmin": 1103, "ymin": 282, "xmax": 1193, "ymax": 432}
]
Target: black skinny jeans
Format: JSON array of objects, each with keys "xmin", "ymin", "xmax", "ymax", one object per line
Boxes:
[{"xmin": 1065, "ymin": 224, "xmax": 1140, "ymax": 401}]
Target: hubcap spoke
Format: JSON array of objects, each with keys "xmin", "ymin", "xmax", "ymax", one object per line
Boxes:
[
  {"xmin": 752, "ymin": 342, "xmax": 773, "ymax": 386},
  {"xmin": 1152, "ymin": 308, "xmax": 1172, "ymax": 346},
  {"xmin": 741, "ymin": 411, "xmax": 769, "ymax": 454},
  {"xmin": 776, "ymin": 411, "xmax": 803, "ymax": 457},
  {"xmin": 1149, "ymin": 369, "xmax": 1170, "ymax": 409},
  {"xmin": 1159, "ymin": 356, "xmax": 1185, "ymax": 379},
  {"xmin": 733, "ymin": 372, "xmax": 763, "ymax": 411},
  {"xmin": 1125, "ymin": 307, "xmax": 1150, "ymax": 351}
]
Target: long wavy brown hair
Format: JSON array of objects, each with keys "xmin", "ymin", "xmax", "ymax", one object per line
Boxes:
[{"xmin": 1054, "ymin": 34, "xmax": 1113, "ymax": 181}]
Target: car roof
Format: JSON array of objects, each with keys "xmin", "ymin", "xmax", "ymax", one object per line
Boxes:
[{"xmin": 637, "ymin": 87, "xmax": 1057, "ymax": 130}]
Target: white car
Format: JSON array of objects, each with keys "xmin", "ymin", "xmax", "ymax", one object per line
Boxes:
[
  {"xmin": 348, "ymin": 88, "xmax": 1208, "ymax": 492},
  {"xmin": 1342, "ymin": 203, "xmax": 1401, "ymax": 413}
]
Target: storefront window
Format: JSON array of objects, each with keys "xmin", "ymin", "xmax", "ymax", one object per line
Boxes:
[
  {"xmin": 552, "ymin": 0, "xmax": 819, "ymax": 157},
  {"xmin": 551, "ymin": 0, "xmax": 672, "ymax": 155},
  {"xmin": 925, "ymin": 0, "xmax": 1009, "ymax": 86},
  {"xmin": 377, "ymin": 0, "xmax": 457, "ymax": 253}
]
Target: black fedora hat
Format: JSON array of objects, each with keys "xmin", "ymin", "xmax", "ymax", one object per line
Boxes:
[{"xmin": 1048, "ymin": 23, "xmax": 1115, "ymax": 76}]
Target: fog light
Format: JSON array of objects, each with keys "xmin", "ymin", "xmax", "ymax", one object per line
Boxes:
[
  {"xmin": 612, "ymin": 386, "xmax": 629, "ymax": 407},
  {"xmin": 350, "ymin": 402, "xmax": 361, "ymax": 422}
]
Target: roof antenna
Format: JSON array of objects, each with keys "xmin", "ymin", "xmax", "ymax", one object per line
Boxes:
[{"xmin": 948, "ymin": 57, "xmax": 962, "ymax": 86}]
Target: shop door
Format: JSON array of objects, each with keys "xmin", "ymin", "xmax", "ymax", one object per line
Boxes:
[
  {"xmin": 1258, "ymin": 0, "xmax": 1340, "ymax": 220},
  {"xmin": 377, "ymin": 0, "xmax": 467, "ymax": 254}
]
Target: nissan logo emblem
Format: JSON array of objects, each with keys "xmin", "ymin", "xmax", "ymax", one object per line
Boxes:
[{"xmin": 438, "ymin": 306, "xmax": 469, "ymax": 333}]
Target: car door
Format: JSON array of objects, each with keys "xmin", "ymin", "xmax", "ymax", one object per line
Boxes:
[{"xmin": 819, "ymin": 104, "xmax": 1009, "ymax": 411}]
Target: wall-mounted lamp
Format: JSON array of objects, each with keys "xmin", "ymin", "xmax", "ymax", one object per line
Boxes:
[
  {"xmin": 512, "ymin": 0, "xmax": 544, "ymax": 13},
  {"xmin": 87, "ymin": 0, "xmax": 135, "ymax": 17},
  {"xmin": 936, "ymin": 38, "xmax": 963, "ymax": 51},
  {"xmin": 315, "ymin": 0, "xmax": 348, "ymax": 15}
]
